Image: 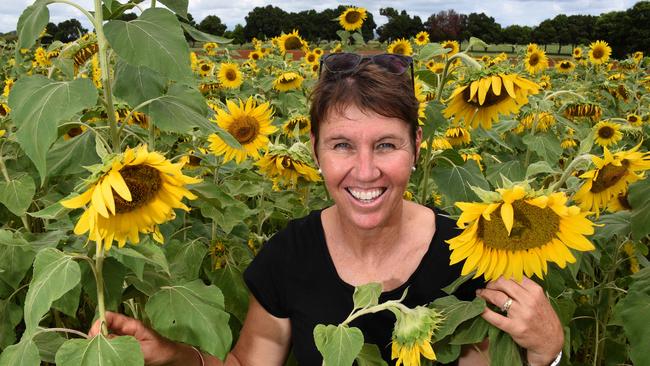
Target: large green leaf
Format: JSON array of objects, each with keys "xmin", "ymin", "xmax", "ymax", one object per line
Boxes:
[
  {"xmin": 355, "ymin": 343, "xmax": 388, "ymax": 366},
  {"xmin": 7, "ymin": 76, "xmax": 98, "ymax": 181},
  {"xmin": 0, "ymin": 230, "xmax": 35, "ymax": 289},
  {"xmin": 313, "ymin": 324, "xmax": 364, "ymax": 366},
  {"xmin": 449, "ymin": 316, "xmax": 489, "ymax": 345},
  {"xmin": 486, "ymin": 160, "xmax": 525, "ymax": 187},
  {"xmin": 51, "ymin": 282, "xmax": 81, "ymax": 317},
  {"xmin": 104, "ymin": 8, "xmax": 192, "ymax": 80},
  {"xmin": 16, "ymin": 2, "xmax": 49, "ymax": 52},
  {"xmin": 165, "ymin": 239, "xmax": 207, "ymax": 283},
  {"xmin": 352, "ymin": 283, "xmax": 382, "ymax": 310},
  {"xmin": 628, "ymin": 178, "xmax": 650, "ymax": 240},
  {"xmin": 110, "ymin": 238, "xmax": 170, "ymax": 280},
  {"xmin": 46, "ymin": 132, "xmax": 100, "ymax": 177},
  {"xmin": 209, "ymin": 264, "xmax": 249, "ymax": 324},
  {"xmin": 158, "ymin": 0, "xmax": 188, "ymax": 18},
  {"xmin": 0, "ymin": 338, "xmax": 40, "ymax": 366},
  {"xmin": 430, "ymin": 296, "xmax": 486, "ymax": 341},
  {"xmin": 55, "ymin": 335, "xmax": 143, "ymax": 366},
  {"xmin": 592, "ymin": 211, "xmax": 631, "ymax": 241},
  {"xmin": 525, "ymin": 160, "xmax": 558, "ymax": 179},
  {"xmin": 0, "ymin": 299, "xmax": 22, "ymax": 349},
  {"xmin": 430, "ymin": 162, "xmax": 490, "ymax": 203},
  {"xmin": 488, "ymin": 325, "xmax": 522, "ymax": 366},
  {"xmin": 0, "ymin": 173, "xmax": 35, "ymax": 217},
  {"xmin": 180, "ymin": 23, "xmax": 232, "ymax": 43},
  {"xmin": 23, "ymin": 248, "xmax": 81, "ymax": 335},
  {"xmin": 145, "ymin": 280, "xmax": 231, "ymax": 359},
  {"xmin": 113, "ymin": 61, "xmax": 167, "ymax": 108},
  {"xmin": 612, "ymin": 268, "xmax": 650, "ymax": 366},
  {"xmin": 522, "ymin": 134, "xmax": 562, "ymax": 163},
  {"xmin": 80, "ymin": 258, "xmax": 126, "ymax": 311},
  {"xmin": 32, "ymin": 331, "xmax": 65, "ymax": 363}
]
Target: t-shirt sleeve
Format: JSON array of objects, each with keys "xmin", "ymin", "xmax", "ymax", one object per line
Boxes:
[{"xmin": 243, "ymin": 233, "xmax": 290, "ymax": 318}]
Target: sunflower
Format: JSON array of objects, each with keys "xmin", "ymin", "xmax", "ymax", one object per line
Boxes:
[
  {"xmin": 561, "ymin": 138, "xmax": 578, "ymax": 150},
  {"xmin": 572, "ymin": 47, "xmax": 583, "ymax": 60},
  {"xmin": 563, "ymin": 102, "xmax": 602, "ymax": 121},
  {"xmin": 526, "ymin": 43, "xmax": 539, "ymax": 53},
  {"xmin": 556, "ymin": 60, "xmax": 575, "ymax": 73},
  {"xmin": 203, "ymin": 42, "xmax": 218, "ymax": 56},
  {"xmin": 426, "ymin": 61, "xmax": 445, "ymax": 73},
  {"xmin": 274, "ymin": 72, "xmax": 304, "ymax": 92},
  {"xmin": 538, "ymin": 75, "xmax": 552, "ymax": 90},
  {"xmin": 415, "ymin": 31, "xmax": 429, "ymax": 46},
  {"xmin": 303, "ymin": 51, "xmax": 319, "ymax": 65},
  {"xmin": 414, "ymin": 76, "xmax": 427, "ymax": 124},
  {"xmin": 338, "ymin": 7, "xmax": 367, "ymax": 32},
  {"xmin": 443, "ymin": 72, "xmax": 540, "ymax": 129},
  {"xmin": 0, "ymin": 103, "xmax": 10, "ymax": 118},
  {"xmin": 34, "ymin": 47, "xmax": 51, "ymax": 67},
  {"xmin": 283, "ymin": 115, "xmax": 311, "ymax": 136},
  {"xmin": 448, "ymin": 185, "xmax": 595, "ymax": 282},
  {"xmin": 574, "ymin": 144, "xmax": 650, "ymax": 215},
  {"xmin": 217, "ymin": 62, "xmax": 243, "ymax": 89},
  {"xmin": 517, "ymin": 112, "xmax": 556, "ymax": 132},
  {"xmin": 441, "ymin": 40, "xmax": 459, "ymax": 57},
  {"xmin": 0, "ymin": 129, "xmax": 5, "ymax": 137},
  {"xmin": 91, "ymin": 55, "xmax": 102, "ymax": 88},
  {"xmin": 63, "ymin": 125, "xmax": 88, "ymax": 140},
  {"xmin": 422, "ymin": 137, "xmax": 452, "ymax": 150},
  {"xmin": 444, "ymin": 127, "xmax": 471, "ymax": 146},
  {"xmin": 588, "ymin": 40, "xmax": 611, "ymax": 65},
  {"xmin": 277, "ymin": 30, "xmax": 306, "ymax": 55},
  {"xmin": 255, "ymin": 142, "xmax": 320, "ymax": 187},
  {"xmin": 387, "ymin": 38, "xmax": 413, "ymax": 56},
  {"xmin": 199, "ymin": 82, "xmax": 221, "ymax": 95},
  {"xmin": 462, "ymin": 152, "xmax": 483, "ymax": 171},
  {"xmin": 391, "ymin": 306, "xmax": 442, "ymax": 366},
  {"xmin": 248, "ymin": 50, "xmax": 263, "ymax": 61},
  {"xmin": 208, "ymin": 97, "xmax": 277, "ymax": 164},
  {"xmin": 524, "ymin": 48, "xmax": 548, "ymax": 75},
  {"xmin": 626, "ymin": 113, "xmax": 642, "ymax": 127},
  {"xmin": 593, "ymin": 121, "xmax": 622, "ymax": 147},
  {"xmin": 197, "ymin": 60, "xmax": 214, "ymax": 77},
  {"xmin": 632, "ymin": 51, "xmax": 643, "ymax": 64},
  {"xmin": 60, "ymin": 145, "xmax": 201, "ymax": 251},
  {"xmin": 3, "ymin": 79, "xmax": 14, "ymax": 97}
]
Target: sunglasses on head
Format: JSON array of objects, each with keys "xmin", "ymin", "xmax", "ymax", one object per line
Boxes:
[{"xmin": 319, "ymin": 53, "xmax": 414, "ymax": 87}]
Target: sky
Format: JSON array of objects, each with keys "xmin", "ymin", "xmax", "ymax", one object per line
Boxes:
[{"xmin": 0, "ymin": 0, "xmax": 638, "ymax": 34}]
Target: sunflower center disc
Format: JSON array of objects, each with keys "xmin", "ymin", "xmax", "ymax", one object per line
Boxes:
[
  {"xmin": 226, "ymin": 69, "xmax": 237, "ymax": 81},
  {"xmin": 394, "ymin": 45, "xmax": 406, "ymax": 55},
  {"xmin": 67, "ymin": 127, "xmax": 83, "ymax": 138},
  {"xmin": 593, "ymin": 48, "xmax": 604, "ymax": 58},
  {"xmin": 201, "ymin": 64, "xmax": 210, "ymax": 71},
  {"xmin": 0, "ymin": 105, "xmax": 7, "ymax": 117},
  {"xmin": 114, "ymin": 165, "xmax": 162, "ymax": 213},
  {"xmin": 285, "ymin": 36, "xmax": 302, "ymax": 50},
  {"xmin": 462, "ymin": 82, "xmax": 510, "ymax": 107},
  {"xmin": 345, "ymin": 11, "xmax": 361, "ymax": 23},
  {"xmin": 590, "ymin": 160, "xmax": 630, "ymax": 193},
  {"xmin": 229, "ymin": 116, "xmax": 260, "ymax": 144},
  {"xmin": 478, "ymin": 200, "xmax": 559, "ymax": 250},
  {"xmin": 598, "ymin": 126, "xmax": 614, "ymax": 138},
  {"xmin": 529, "ymin": 53, "xmax": 539, "ymax": 66}
]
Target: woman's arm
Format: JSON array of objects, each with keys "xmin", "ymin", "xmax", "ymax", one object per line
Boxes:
[{"xmin": 89, "ymin": 295, "xmax": 291, "ymax": 366}]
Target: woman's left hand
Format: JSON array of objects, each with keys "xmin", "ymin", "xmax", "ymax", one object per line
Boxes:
[{"xmin": 476, "ymin": 276, "xmax": 563, "ymax": 366}]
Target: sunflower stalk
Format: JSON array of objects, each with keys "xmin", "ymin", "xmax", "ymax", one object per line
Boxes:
[
  {"xmin": 44, "ymin": 0, "xmax": 98, "ymax": 29},
  {"xmin": 550, "ymin": 154, "xmax": 592, "ymax": 192},
  {"xmin": 94, "ymin": 240, "xmax": 109, "ymax": 336},
  {"xmin": 418, "ymin": 134, "xmax": 436, "ymax": 204}
]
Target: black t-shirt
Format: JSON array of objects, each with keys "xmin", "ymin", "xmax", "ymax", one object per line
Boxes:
[{"xmin": 244, "ymin": 208, "xmax": 484, "ymax": 365}]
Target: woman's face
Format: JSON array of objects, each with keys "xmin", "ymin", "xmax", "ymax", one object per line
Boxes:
[{"xmin": 313, "ymin": 105, "xmax": 421, "ymax": 230}]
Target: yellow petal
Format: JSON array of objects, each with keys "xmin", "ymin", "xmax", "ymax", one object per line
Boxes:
[
  {"xmin": 108, "ymin": 168, "xmax": 132, "ymax": 201},
  {"xmin": 91, "ymin": 185, "xmax": 110, "ymax": 218},
  {"xmin": 501, "ymin": 203, "xmax": 514, "ymax": 236},
  {"xmin": 61, "ymin": 188, "xmax": 94, "ymax": 209}
]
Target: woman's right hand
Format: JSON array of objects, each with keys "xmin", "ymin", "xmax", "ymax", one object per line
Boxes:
[{"xmin": 88, "ymin": 311, "xmax": 182, "ymax": 366}]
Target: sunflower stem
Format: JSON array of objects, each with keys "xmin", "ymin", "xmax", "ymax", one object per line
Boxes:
[
  {"xmin": 93, "ymin": 0, "xmax": 121, "ymax": 153},
  {"xmin": 341, "ymin": 299, "xmax": 411, "ymax": 327},
  {"xmin": 550, "ymin": 154, "xmax": 592, "ymax": 192},
  {"xmin": 150, "ymin": 0, "xmax": 156, "ymax": 7},
  {"xmin": 148, "ymin": 117, "xmax": 156, "ymax": 149},
  {"xmin": 94, "ymin": 240, "xmax": 108, "ymax": 337},
  {"xmin": 33, "ymin": 327, "xmax": 89, "ymax": 339},
  {"xmin": 44, "ymin": 0, "xmax": 98, "ymax": 29},
  {"xmin": 418, "ymin": 134, "xmax": 435, "ymax": 204}
]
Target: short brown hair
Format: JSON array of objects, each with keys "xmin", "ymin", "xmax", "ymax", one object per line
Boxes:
[{"xmin": 309, "ymin": 61, "xmax": 418, "ymax": 148}]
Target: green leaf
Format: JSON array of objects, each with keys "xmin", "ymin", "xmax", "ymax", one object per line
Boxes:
[
  {"xmin": 417, "ymin": 43, "xmax": 447, "ymax": 60},
  {"xmin": 355, "ymin": 343, "xmax": 388, "ymax": 366},
  {"xmin": 32, "ymin": 331, "xmax": 65, "ymax": 363},
  {"xmin": 180, "ymin": 23, "xmax": 232, "ymax": 43},
  {"xmin": 486, "ymin": 160, "xmax": 525, "ymax": 187},
  {"xmin": 46, "ymin": 132, "xmax": 100, "ymax": 177},
  {"xmin": 313, "ymin": 324, "xmax": 364, "ymax": 366},
  {"xmin": 52, "ymin": 283, "xmax": 80, "ymax": 317},
  {"xmin": 145, "ymin": 280, "xmax": 231, "ymax": 359},
  {"xmin": 7, "ymin": 76, "xmax": 98, "ymax": 181},
  {"xmin": 525, "ymin": 160, "xmax": 558, "ymax": 178},
  {"xmin": 209, "ymin": 264, "xmax": 249, "ymax": 323},
  {"xmin": 488, "ymin": 325, "xmax": 523, "ymax": 366},
  {"xmin": 111, "ymin": 238, "xmax": 170, "ymax": 279},
  {"xmin": 612, "ymin": 268, "xmax": 650, "ymax": 366},
  {"xmin": 52, "ymin": 58, "xmax": 74, "ymax": 79},
  {"xmin": 449, "ymin": 316, "xmax": 489, "ymax": 345},
  {"xmin": 430, "ymin": 162, "xmax": 490, "ymax": 203},
  {"xmin": 113, "ymin": 61, "xmax": 167, "ymax": 108},
  {"xmin": 80, "ymin": 258, "xmax": 126, "ymax": 311},
  {"xmin": 0, "ymin": 173, "xmax": 35, "ymax": 216},
  {"xmin": 522, "ymin": 134, "xmax": 562, "ymax": 163},
  {"xmin": 592, "ymin": 211, "xmax": 631, "ymax": 241},
  {"xmin": 466, "ymin": 37, "xmax": 488, "ymax": 51},
  {"xmin": 0, "ymin": 230, "xmax": 35, "ymax": 289},
  {"xmin": 23, "ymin": 248, "xmax": 81, "ymax": 335},
  {"xmin": 628, "ymin": 179, "xmax": 650, "ymax": 240},
  {"xmin": 432, "ymin": 336, "xmax": 461, "ymax": 364},
  {"xmin": 16, "ymin": 2, "xmax": 49, "ymax": 51},
  {"xmin": 28, "ymin": 202, "xmax": 66, "ymax": 220},
  {"xmin": 0, "ymin": 338, "xmax": 40, "ymax": 366},
  {"xmin": 0, "ymin": 299, "xmax": 22, "ymax": 349},
  {"xmin": 442, "ymin": 273, "xmax": 473, "ymax": 295},
  {"xmin": 158, "ymin": 0, "xmax": 188, "ymax": 18},
  {"xmin": 351, "ymin": 32, "xmax": 365, "ymax": 45},
  {"xmin": 166, "ymin": 239, "xmax": 207, "ymax": 283},
  {"xmin": 353, "ymin": 283, "xmax": 382, "ymax": 310},
  {"xmin": 55, "ymin": 335, "xmax": 144, "ymax": 366},
  {"xmin": 104, "ymin": 8, "xmax": 192, "ymax": 80},
  {"xmin": 430, "ymin": 296, "xmax": 486, "ymax": 340}
]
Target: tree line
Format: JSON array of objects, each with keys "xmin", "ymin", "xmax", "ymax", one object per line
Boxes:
[{"xmin": 34, "ymin": 2, "xmax": 648, "ymax": 58}]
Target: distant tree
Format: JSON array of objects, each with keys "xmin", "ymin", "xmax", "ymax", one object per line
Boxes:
[
  {"xmin": 243, "ymin": 5, "xmax": 288, "ymax": 41},
  {"xmin": 376, "ymin": 7, "xmax": 424, "ymax": 42},
  {"xmin": 461, "ymin": 13, "xmax": 501, "ymax": 44},
  {"xmin": 595, "ymin": 10, "xmax": 630, "ymax": 58},
  {"xmin": 622, "ymin": 1, "xmax": 650, "ymax": 55},
  {"xmin": 177, "ymin": 13, "xmax": 197, "ymax": 44},
  {"xmin": 54, "ymin": 19, "xmax": 87, "ymax": 42},
  {"xmin": 566, "ymin": 15, "xmax": 597, "ymax": 46},
  {"xmin": 224, "ymin": 24, "xmax": 246, "ymax": 44},
  {"xmin": 40, "ymin": 22, "xmax": 58, "ymax": 44},
  {"xmin": 501, "ymin": 25, "xmax": 533, "ymax": 46},
  {"xmin": 532, "ymin": 19, "xmax": 556, "ymax": 50},
  {"xmin": 425, "ymin": 10, "xmax": 466, "ymax": 41},
  {"xmin": 198, "ymin": 15, "xmax": 226, "ymax": 36}
]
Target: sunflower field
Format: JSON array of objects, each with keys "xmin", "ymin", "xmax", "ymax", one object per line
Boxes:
[{"xmin": 0, "ymin": 1, "xmax": 649, "ymax": 365}]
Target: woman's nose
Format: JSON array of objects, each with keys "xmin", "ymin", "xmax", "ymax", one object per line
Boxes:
[{"xmin": 354, "ymin": 148, "xmax": 380, "ymax": 181}]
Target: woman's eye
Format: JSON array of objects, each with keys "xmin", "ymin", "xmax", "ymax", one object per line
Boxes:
[
  {"xmin": 333, "ymin": 142, "xmax": 351, "ymax": 150},
  {"xmin": 377, "ymin": 142, "xmax": 396, "ymax": 150}
]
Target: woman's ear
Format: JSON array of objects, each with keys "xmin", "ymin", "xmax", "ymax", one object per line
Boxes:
[
  {"xmin": 310, "ymin": 132, "xmax": 319, "ymax": 166},
  {"xmin": 414, "ymin": 127, "xmax": 423, "ymax": 165}
]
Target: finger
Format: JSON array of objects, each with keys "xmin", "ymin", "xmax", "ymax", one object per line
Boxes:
[
  {"xmin": 476, "ymin": 288, "xmax": 512, "ymax": 312},
  {"xmin": 481, "ymin": 306, "xmax": 516, "ymax": 334},
  {"xmin": 485, "ymin": 277, "xmax": 527, "ymax": 302},
  {"xmin": 102, "ymin": 312, "xmax": 149, "ymax": 338},
  {"xmin": 519, "ymin": 277, "xmax": 546, "ymax": 298}
]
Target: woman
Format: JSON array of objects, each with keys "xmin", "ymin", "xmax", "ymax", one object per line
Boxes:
[{"xmin": 90, "ymin": 53, "xmax": 564, "ymax": 366}]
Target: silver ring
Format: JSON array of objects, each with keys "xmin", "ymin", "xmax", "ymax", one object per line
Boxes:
[{"xmin": 501, "ymin": 298, "xmax": 513, "ymax": 313}]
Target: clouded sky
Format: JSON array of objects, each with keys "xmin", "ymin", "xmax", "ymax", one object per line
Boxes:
[{"xmin": 0, "ymin": 0, "xmax": 638, "ymax": 33}]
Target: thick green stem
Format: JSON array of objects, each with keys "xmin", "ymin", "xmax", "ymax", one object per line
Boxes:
[
  {"xmin": 45, "ymin": 0, "xmax": 98, "ymax": 29},
  {"xmin": 93, "ymin": 0, "xmax": 120, "ymax": 152},
  {"xmin": 550, "ymin": 154, "xmax": 592, "ymax": 191},
  {"xmin": 95, "ymin": 241, "xmax": 108, "ymax": 336},
  {"xmin": 418, "ymin": 135, "xmax": 435, "ymax": 204},
  {"xmin": 341, "ymin": 299, "xmax": 410, "ymax": 327}
]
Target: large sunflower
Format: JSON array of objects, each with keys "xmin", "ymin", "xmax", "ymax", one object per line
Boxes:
[
  {"xmin": 448, "ymin": 185, "xmax": 595, "ymax": 282},
  {"xmin": 588, "ymin": 40, "xmax": 611, "ymax": 65},
  {"xmin": 217, "ymin": 62, "xmax": 243, "ymax": 89},
  {"xmin": 61, "ymin": 145, "xmax": 201, "ymax": 251},
  {"xmin": 414, "ymin": 31, "xmax": 429, "ymax": 46},
  {"xmin": 255, "ymin": 142, "xmax": 320, "ymax": 187},
  {"xmin": 524, "ymin": 48, "xmax": 548, "ymax": 75},
  {"xmin": 277, "ymin": 30, "xmax": 306, "ymax": 55},
  {"xmin": 387, "ymin": 38, "xmax": 413, "ymax": 56},
  {"xmin": 338, "ymin": 7, "xmax": 367, "ymax": 32},
  {"xmin": 443, "ymin": 72, "xmax": 540, "ymax": 129},
  {"xmin": 208, "ymin": 97, "xmax": 277, "ymax": 164},
  {"xmin": 441, "ymin": 40, "xmax": 459, "ymax": 56},
  {"xmin": 274, "ymin": 72, "xmax": 304, "ymax": 92},
  {"xmin": 593, "ymin": 121, "xmax": 622, "ymax": 147},
  {"xmin": 574, "ymin": 144, "xmax": 650, "ymax": 214},
  {"xmin": 556, "ymin": 60, "xmax": 575, "ymax": 73}
]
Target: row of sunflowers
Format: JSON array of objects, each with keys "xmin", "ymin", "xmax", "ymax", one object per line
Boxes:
[{"xmin": 0, "ymin": 2, "xmax": 649, "ymax": 366}]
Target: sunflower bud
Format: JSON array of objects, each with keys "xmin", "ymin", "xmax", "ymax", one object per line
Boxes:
[{"xmin": 391, "ymin": 306, "xmax": 444, "ymax": 366}]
